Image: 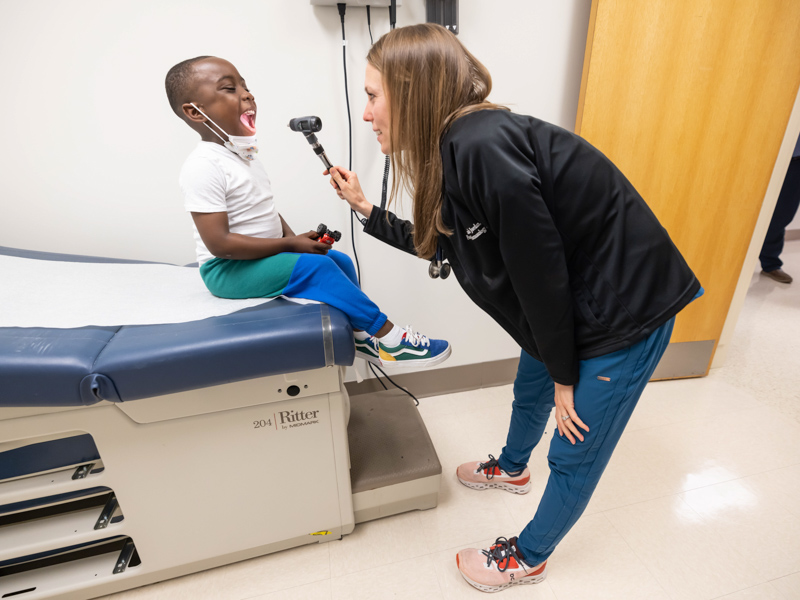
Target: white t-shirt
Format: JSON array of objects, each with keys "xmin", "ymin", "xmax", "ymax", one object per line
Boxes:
[{"xmin": 179, "ymin": 142, "xmax": 283, "ymax": 265}]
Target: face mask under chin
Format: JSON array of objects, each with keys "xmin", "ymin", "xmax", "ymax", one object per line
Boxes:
[{"xmin": 190, "ymin": 103, "xmax": 258, "ymax": 161}]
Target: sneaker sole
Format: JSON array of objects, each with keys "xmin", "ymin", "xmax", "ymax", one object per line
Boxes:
[
  {"xmin": 378, "ymin": 345, "xmax": 452, "ymax": 370},
  {"xmin": 356, "ymin": 351, "xmax": 383, "ymax": 366},
  {"xmin": 457, "ymin": 477, "xmax": 531, "ymax": 495},
  {"xmin": 458, "ymin": 566, "xmax": 547, "ymax": 592}
]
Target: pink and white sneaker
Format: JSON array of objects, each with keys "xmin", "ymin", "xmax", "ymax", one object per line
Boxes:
[
  {"xmin": 456, "ymin": 455, "xmax": 531, "ymax": 494},
  {"xmin": 457, "ymin": 536, "xmax": 547, "ymax": 593}
]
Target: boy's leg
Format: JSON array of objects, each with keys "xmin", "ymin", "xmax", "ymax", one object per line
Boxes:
[
  {"xmin": 325, "ymin": 249, "xmax": 360, "ymax": 287},
  {"xmin": 282, "ymin": 253, "xmax": 387, "ymax": 335},
  {"xmin": 199, "ymin": 255, "xmax": 299, "ymax": 299},
  {"xmin": 514, "ymin": 317, "xmax": 675, "ymax": 565}
]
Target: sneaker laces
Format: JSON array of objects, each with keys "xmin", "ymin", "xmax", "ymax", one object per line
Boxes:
[
  {"xmin": 401, "ymin": 325, "xmax": 430, "ymax": 348},
  {"xmin": 356, "ymin": 335, "xmax": 379, "ymax": 352},
  {"xmin": 476, "ymin": 455, "xmax": 523, "ymax": 480},
  {"xmin": 481, "ymin": 537, "xmax": 529, "ymax": 574},
  {"xmin": 477, "ymin": 455, "xmax": 501, "ymax": 480}
]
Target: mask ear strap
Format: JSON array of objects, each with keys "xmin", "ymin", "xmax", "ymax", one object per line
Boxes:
[{"xmin": 190, "ymin": 103, "xmax": 229, "ymax": 143}]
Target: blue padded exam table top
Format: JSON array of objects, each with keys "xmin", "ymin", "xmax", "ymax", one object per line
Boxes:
[{"xmin": 0, "ymin": 246, "xmax": 355, "ymax": 408}]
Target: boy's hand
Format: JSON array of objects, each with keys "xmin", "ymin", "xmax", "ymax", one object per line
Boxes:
[{"xmin": 288, "ymin": 231, "xmax": 331, "ymax": 255}]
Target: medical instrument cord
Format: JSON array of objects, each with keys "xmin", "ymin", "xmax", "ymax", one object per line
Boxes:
[
  {"xmin": 369, "ymin": 363, "xmax": 420, "ymax": 406},
  {"xmin": 383, "ymin": 3, "xmax": 395, "ymax": 210},
  {"xmin": 369, "ymin": 363, "xmax": 388, "ymax": 390},
  {"xmin": 339, "ymin": 4, "xmax": 419, "ymax": 406},
  {"xmin": 337, "ymin": 4, "xmax": 363, "ymax": 285}
]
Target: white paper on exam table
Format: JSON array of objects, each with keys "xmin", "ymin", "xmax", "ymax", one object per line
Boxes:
[{"xmin": 1, "ymin": 255, "xmax": 317, "ymax": 328}]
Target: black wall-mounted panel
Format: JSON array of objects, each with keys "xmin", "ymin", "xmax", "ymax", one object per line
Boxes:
[{"xmin": 426, "ymin": 0, "xmax": 458, "ymax": 35}]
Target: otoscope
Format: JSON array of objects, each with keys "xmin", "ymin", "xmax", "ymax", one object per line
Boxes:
[{"xmin": 288, "ymin": 116, "xmax": 334, "ymax": 171}]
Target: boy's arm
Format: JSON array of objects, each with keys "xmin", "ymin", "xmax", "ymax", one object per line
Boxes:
[
  {"xmin": 279, "ymin": 214, "xmax": 295, "ymax": 237},
  {"xmin": 192, "ymin": 212, "xmax": 329, "ymax": 260}
]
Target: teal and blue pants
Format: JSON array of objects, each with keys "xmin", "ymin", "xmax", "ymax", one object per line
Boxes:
[
  {"xmin": 199, "ymin": 249, "xmax": 388, "ymax": 335},
  {"xmin": 500, "ymin": 317, "xmax": 675, "ymax": 564}
]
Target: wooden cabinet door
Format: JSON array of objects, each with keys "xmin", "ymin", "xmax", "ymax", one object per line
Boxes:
[{"xmin": 576, "ymin": 0, "xmax": 800, "ymax": 377}]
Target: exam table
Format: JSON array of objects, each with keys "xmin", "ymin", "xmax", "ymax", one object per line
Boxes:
[{"xmin": 0, "ymin": 246, "xmax": 442, "ymax": 600}]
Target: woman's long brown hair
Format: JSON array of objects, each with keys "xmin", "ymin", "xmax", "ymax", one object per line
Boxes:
[{"xmin": 367, "ymin": 23, "xmax": 507, "ymax": 259}]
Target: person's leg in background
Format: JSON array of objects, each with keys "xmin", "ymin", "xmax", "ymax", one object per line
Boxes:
[
  {"xmin": 760, "ymin": 157, "xmax": 800, "ymax": 283},
  {"xmin": 456, "ymin": 318, "xmax": 675, "ymax": 592}
]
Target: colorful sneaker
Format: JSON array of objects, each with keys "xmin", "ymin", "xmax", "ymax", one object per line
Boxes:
[
  {"xmin": 456, "ymin": 536, "xmax": 547, "ymax": 593},
  {"xmin": 377, "ymin": 325, "xmax": 451, "ymax": 369},
  {"xmin": 355, "ymin": 335, "xmax": 382, "ymax": 366},
  {"xmin": 456, "ymin": 455, "xmax": 531, "ymax": 494}
]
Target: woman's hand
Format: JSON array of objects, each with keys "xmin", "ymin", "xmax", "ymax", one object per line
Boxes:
[
  {"xmin": 554, "ymin": 383, "xmax": 589, "ymax": 444},
  {"xmin": 288, "ymin": 231, "xmax": 331, "ymax": 255},
  {"xmin": 325, "ymin": 166, "xmax": 373, "ymax": 219}
]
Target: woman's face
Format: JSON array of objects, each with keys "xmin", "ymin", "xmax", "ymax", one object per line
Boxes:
[{"xmin": 363, "ymin": 63, "xmax": 391, "ymax": 155}]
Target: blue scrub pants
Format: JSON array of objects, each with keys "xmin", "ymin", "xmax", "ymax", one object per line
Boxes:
[{"xmin": 497, "ymin": 317, "xmax": 675, "ymax": 564}]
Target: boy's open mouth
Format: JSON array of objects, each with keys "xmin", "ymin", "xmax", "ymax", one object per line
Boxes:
[{"xmin": 240, "ymin": 110, "xmax": 256, "ymax": 134}]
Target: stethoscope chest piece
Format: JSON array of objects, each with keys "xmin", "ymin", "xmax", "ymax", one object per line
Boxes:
[{"xmin": 429, "ymin": 245, "xmax": 451, "ymax": 279}]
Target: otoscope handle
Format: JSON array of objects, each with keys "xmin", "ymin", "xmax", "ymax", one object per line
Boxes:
[
  {"xmin": 303, "ymin": 133, "xmax": 334, "ymax": 171},
  {"xmin": 289, "ymin": 117, "xmax": 337, "ymax": 186},
  {"xmin": 318, "ymin": 152, "xmax": 334, "ymax": 171}
]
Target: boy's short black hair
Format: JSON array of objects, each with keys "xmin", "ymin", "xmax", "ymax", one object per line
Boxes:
[{"xmin": 165, "ymin": 56, "xmax": 212, "ymax": 117}]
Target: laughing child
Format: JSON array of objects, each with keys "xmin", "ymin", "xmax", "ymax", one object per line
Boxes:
[{"xmin": 165, "ymin": 56, "xmax": 451, "ymax": 369}]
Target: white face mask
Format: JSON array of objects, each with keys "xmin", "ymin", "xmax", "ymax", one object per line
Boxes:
[{"xmin": 190, "ymin": 103, "xmax": 258, "ymax": 161}]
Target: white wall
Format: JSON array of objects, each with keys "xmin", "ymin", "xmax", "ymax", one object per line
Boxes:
[
  {"xmin": 0, "ymin": 0, "xmax": 592, "ymax": 376},
  {"xmin": 790, "ymin": 197, "xmax": 800, "ymax": 232}
]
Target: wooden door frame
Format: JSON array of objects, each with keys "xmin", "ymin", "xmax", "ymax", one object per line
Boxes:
[{"xmin": 712, "ymin": 88, "xmax": 800, "ymax": 369}]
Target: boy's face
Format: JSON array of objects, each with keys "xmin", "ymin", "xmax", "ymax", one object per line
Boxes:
[{"xmin": 183, "ymin": 58, "xmax": 256, "ymax": 138}]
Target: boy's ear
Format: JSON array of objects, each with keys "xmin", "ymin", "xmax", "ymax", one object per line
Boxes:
[{"xmin": 182, "ymin": 103, "xmax": 206, "ymax": 124}]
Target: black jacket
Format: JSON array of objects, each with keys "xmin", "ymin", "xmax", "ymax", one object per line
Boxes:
[{"xmin": 365, "ymin": 110, "xmax": 700, "ymax": 385}]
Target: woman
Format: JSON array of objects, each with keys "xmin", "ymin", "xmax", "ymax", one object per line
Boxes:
[{"xmin": 328, "ymin": 24, "xmax": 701, "ymax": 592}]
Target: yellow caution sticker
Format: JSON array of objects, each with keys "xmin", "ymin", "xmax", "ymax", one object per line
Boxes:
[{"xmin": 310, "ymin": 530, "xmax": 331, "ymax": 536}]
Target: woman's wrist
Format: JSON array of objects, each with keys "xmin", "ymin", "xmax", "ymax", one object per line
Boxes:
[{"xmin": 358, "ymin": 199, "xmax": 374, "ymax": 219}]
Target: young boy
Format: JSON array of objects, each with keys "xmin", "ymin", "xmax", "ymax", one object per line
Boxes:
[{"xmin": 165, "ymin": 56, "xmax": 450, "ymax": 369}]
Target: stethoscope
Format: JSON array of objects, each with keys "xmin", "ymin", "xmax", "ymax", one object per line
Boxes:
[
  {"xmin": 428, "ymin": 244, "xmax": 451, "ymax": 279},
  {"xmin": 374, "ymin": 155, "xmax": 451, "ymax": 280}
]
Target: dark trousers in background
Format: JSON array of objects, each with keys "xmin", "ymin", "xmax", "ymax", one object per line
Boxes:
[{"xmin": 760, "ymin": 157, "xmax": 800, "ymax": 272}]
